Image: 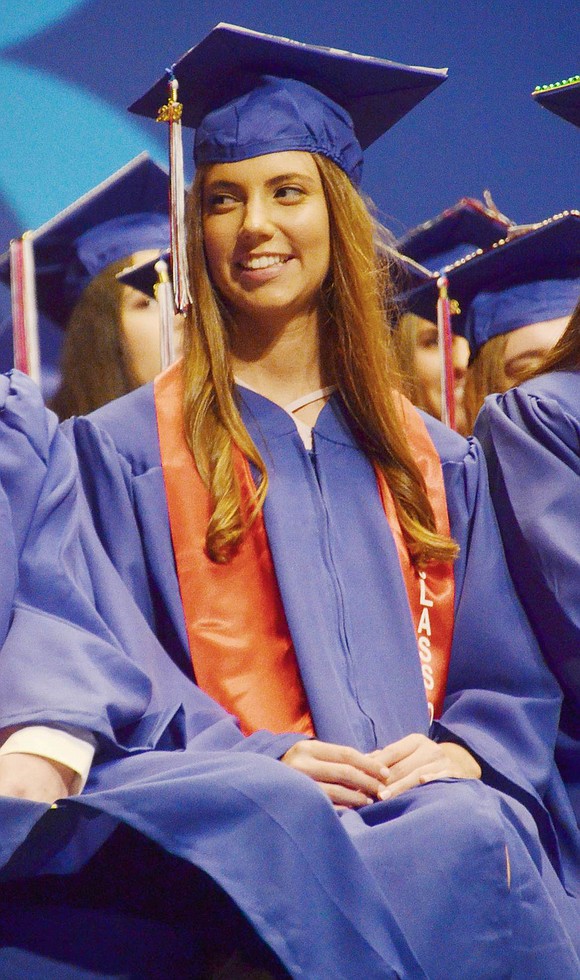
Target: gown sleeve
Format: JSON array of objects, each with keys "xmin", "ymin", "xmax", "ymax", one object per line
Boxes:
[
  {"xmin": 474, "ymin": 382, "xmax": 580, "ymax": 709},
  {"xmin": 429, "ymin": 427, "xmax": 566, "ymax": 838},
  {"xmin": 474, "ymin": 382, "xmax": 580, "ymax": 834},
  {"xmin": 0, "ymin": 372, "xmax": 300, "ymax": 765}
]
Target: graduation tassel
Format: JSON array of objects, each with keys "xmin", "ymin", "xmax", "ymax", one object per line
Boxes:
[
  {"xmin": 157, "ymin": 72, "xmax": 191, "ymax": 314},
  {"xmin": 154, "ymin": 257, "xmax": 176, "ymax": 370},
  {"xmin": 436, "ymin": 275, "xmax": 456, "ymax": 430},
  {"xmin": 10, "ymin": 234, "xmax": 41, "ymax": 386}
]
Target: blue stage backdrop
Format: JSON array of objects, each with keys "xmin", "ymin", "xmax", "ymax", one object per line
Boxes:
[{"xmin": 0, "ymin": 0, "xmax": 578, "ymax": 377}]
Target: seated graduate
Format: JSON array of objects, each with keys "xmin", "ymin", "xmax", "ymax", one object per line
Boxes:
[
  {"xmin": 0, "ymin": 373, "xmax": 437, "ymax": 979},
  {"xmin": 58, "ymin": 22, "xmax": 580, "ymax": 977},
  {"xmin": 475, "ymin": 297, "xmax": 580, "ymax": 827},
  {"xmin": 0, "ymin": 154, "xmax": 180, "ymax": 420},
  {"xmin": 393, "ymin": 196, "xmax": 513, "ymax": 435},
  {"xmin": 459, "ymin": 215, "xmax": 579, "ymax": 431},
  {"xmin": 398, "ymin": 209, "xmax": 579, "ymax": 433}
]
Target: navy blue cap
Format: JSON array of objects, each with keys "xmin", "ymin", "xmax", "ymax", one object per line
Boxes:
[
  {"xmin": 399, "ymin": 211, "xmax": 580, "ymax": 352},
  {"xmin": 117, "ymin": 247, "xmax": 171, "ymax": 299},
  {"xmin": 532, "ymin": 75, "xmax": 580, "ymax": 128},
  {"xmin": 0, "ymin": 154, "xmax": 170, "ymax": 329},
  {"xmin": 129, "ymin": 23, "xmax": 447, "ymax": 185},
  {"xmin": 463, "ymin": 277, "xmax": 580, "ymax": 352},
  {"xmin": 395, "ymin": 196, "xmax": 513, "ymax": 272}
]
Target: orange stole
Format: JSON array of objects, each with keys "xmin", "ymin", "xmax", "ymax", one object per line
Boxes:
[
  {"xmin": 374, "ymin": 396, "xmax": 455, "ymax": 721},
  {"xmin": 154, "ymin": 364, "xmax": 454, "ymax": 736}
]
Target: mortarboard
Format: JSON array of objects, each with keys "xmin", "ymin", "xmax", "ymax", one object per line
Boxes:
[
  {"xmin": 395, "ymin": 196, "xmax": 513, "ymax": 273},
  {"xmin": 117, "ymin": 247, "xmax": 171, "ymax": 300},
  {"xmin": 128, "ymin": 23, "xmax": 447, "ymax": 312},
  {"xmin": 399, "ymin": 211, "xmax": 580, "ymax": 355},
  {"xmin": 393, "ymin": 196, "xmax": 514, "ymax": 429},
  {"xmin": 532, "ymin": 75, "xmax": 580, "ymax": 128},
  {"xmin": 117, "ymin": 248, "xmax": 177, "ymax": 370},
  {"xmin": 0, "ymin": 154, "xmax": 170, "ymax": 386},
  {"xmin": 129, "ymin": 22, "xmax": 448, "ymax": 182}
]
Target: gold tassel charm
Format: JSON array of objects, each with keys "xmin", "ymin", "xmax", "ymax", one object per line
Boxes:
[{"xmin": 154, "ymin": 258, "xmax": 177, "ymax": 370}]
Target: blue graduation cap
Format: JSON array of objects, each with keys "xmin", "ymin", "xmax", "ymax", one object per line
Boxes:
[
  {"xmin": 117, "ymin": 248, "xmax": 177, "ymax": 370},
  {"xmin": 0, "ymin": 154, "xmax": 170, "ymax": 387},
  {"xmin": 532, "ymin": 75, "xmax": 580, "ymax": 128},
  {"xmin": 117, "ymin": 247, "xmax": 171, "ymax": 299},
  {"xmin": 400, "ymin": 211, "xmax": 580, "ymax": 355},
  {"xmin": 129, "ymin": 22, "xmax": 448, "ymax": 184},
  {"xmin": 129, "ymin": 23, "xmax": 447, "ymax": 314},
  {"xmin": 395, "ymin": 196, "xmax": 514, "ymax": 273},
  {"xmin": 392, "ymin": 197, "xmax": 514, "ymax": 430}
]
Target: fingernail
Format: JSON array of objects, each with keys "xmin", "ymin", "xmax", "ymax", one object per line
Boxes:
[
  {"xmin": 379, "ymin": 767, "xmax": 390, "ymax": 779},
  {"xmin": 378, "ymin": 788, "xmax": 391, "ymax": 801}
]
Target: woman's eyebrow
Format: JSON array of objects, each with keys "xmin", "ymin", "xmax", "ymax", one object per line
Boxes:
[
  {"xmin": 205, "ymin": 172, "xmax": 317, "ymax": 193},
  {"xmin": 265, "ymin": 172, "xmax": 316, "ymax": 187},
  {"xmin": 204, "ymin": 180, "xmax": 241, "ymax": 193}
]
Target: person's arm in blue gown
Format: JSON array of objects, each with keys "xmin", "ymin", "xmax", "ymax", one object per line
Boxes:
[{"xmin": 0, "ymin": 372, "xmax": 306, "ymax": 804}]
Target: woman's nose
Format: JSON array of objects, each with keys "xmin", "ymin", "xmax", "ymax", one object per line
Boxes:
[
  {"xmin": 452, "ymin": 337, "xmax": 469, "ymax": 381},
  {"xmin": 239, "ymin": 196, "xmax": 275, "ymax": 239}
]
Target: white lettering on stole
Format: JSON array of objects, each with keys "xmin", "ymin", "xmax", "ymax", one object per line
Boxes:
[{"xmin": 417, "ymin": 571, "xmax": 436, "ymax": 715}]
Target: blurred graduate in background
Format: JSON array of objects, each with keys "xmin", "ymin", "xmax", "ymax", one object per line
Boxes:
[
  {"xmin": 402, "ymin": 210, "xmax": 580, "ymax": 433},
  {"xmin": 394, "ymin": 195, "xmax": 513, "ymax": 434},
  {"xmin": 0, "ymin": 154, "xmax": 180, "ymax": 419}
]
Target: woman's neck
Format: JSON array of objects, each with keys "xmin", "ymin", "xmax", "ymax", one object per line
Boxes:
[{"xmin": 229, "ymin": 311, "xmax": 327, "ymax": 408}]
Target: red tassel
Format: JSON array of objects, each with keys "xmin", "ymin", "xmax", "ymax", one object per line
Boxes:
[
  {"xmin": 436, "ymin": 275, "xmax": 456, "ymax": 430},
  {"xmin": 10, "ymin": 236, "xmax": 41, "ymax": 384}
]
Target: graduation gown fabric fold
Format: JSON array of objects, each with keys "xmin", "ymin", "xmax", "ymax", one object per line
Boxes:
[
  {"xmin": 475, "ymin": 371, "xmax": 580, "ymax": 829},
  {"xmin": 1, "ymin": 369, "xmax": 579, "ymax": 976}
]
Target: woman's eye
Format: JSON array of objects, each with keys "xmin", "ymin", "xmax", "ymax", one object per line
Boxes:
[
  {"xmin": 206, "ymin": 193, "xmax": 238, "ymax": 210},
  {"xmin": 418, "ymin": 332, "xmax": 439, "ymax": 350},
  {"xmin": 274, "ymin": 186, "xmax": 303, "ymax": 201}
]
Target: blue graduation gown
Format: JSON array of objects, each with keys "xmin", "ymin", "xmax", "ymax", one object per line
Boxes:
[
  {"xmin": 475, "ymin": 371, "xmax": 580, "ymax": 827},
  {"xmin": 0, "ymin": 372, "xmax": 428, "ymax": 979},
  {"xmin": 2, "ymin": 372, "xmax": 579, "ymax": 976},
  {"xmin": 57, "ymin": 380, "xmax": 580, "ymax": 976}
]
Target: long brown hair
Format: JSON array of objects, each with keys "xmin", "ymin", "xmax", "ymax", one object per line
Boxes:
[
  {"xmin": 522, "ymin": 297, "xmax": 580, "ymax": 378},
  {"xmin": 182, "ymin": 153, "xmax": 459, "ymax": 567},
  {"xmin": 462, "ymin": 333, "xmax": 510, "ymax": 433},
  {"xmin": 391, "ymin": 311, "xmax": 435, "ymax": 413},
  {"xmin": 48, "ymin": 257, "xmax": 140, "ymax": 421}
]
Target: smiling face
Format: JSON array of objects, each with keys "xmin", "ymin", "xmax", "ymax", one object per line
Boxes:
[{"xmin": 201, "ymin": 151, "xmax": 331, "ymax": 335}]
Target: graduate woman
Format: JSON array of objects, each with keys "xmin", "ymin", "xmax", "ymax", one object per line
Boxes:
[
  {"xmin": 475, "ymin": 298, "xmax": 580, "ymax": 828},
  {"xmin": 63, "ymin": 24, "xmax": 580, "ymax": 977},
  {"xmin": 0, "ymin": 369, "xmax": 438, "ymax": 978}
]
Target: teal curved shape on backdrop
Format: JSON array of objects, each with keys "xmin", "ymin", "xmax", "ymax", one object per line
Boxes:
[
  {"xmin": 0, "ymin": 0, "xmax": 89, "ymax": 49},
  {"xmin": 0, "ymin": 59, "xmax": 164, "ymax": 229}
]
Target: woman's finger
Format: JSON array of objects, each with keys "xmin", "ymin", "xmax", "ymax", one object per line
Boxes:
[{"xmin": 282, "ymin": 740, "xmax": 389, "ymax": 799}]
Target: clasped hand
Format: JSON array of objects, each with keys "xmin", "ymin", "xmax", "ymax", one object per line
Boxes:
[{"xmin": 282, "ymin": 734, "xmax": 482, "ymax": 809}]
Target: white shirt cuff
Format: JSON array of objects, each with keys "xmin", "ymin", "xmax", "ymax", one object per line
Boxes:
[{"xmin": 0, "ymin": 726, "xmax": 95, "ymax": 793}]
